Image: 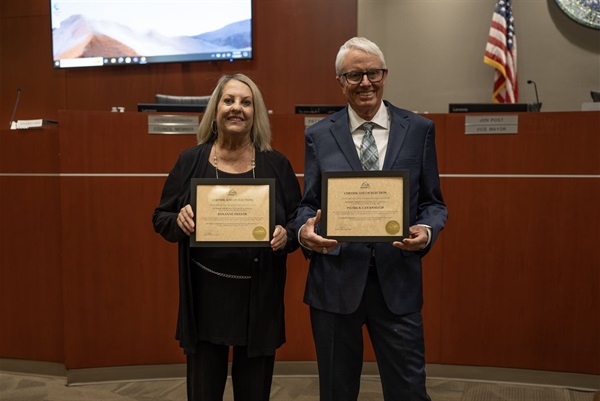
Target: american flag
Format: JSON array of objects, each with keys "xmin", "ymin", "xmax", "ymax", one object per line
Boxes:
[{"xmin": 484, "ymin": 0, "xmax": 518, "ymax": 103}]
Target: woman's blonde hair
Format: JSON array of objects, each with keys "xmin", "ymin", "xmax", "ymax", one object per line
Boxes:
[{"xmin": 197, "ymin": 74, "xmax": 272, "ymax": 151}]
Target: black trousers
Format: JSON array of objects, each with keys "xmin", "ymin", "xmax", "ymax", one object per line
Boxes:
[
  {"xmin": 186, "ymin": 341, "xmax": 275, "ymax": 401},
  {"xmin": 310, "ymin": 262, "xmax": 431, "ymax": 401}
]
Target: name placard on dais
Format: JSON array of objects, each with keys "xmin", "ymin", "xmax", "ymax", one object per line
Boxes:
[
  {"xmin": 148, "ymin": 115, "xmax": 199, "ymax": 134},
  {"xmin": 464, "ymin": 115, "xmax": 518, "ymax": 135}
]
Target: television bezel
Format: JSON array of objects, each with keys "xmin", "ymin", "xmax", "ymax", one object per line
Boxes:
[{"xmin": 49, "ymin": 0, "xmax": 254, "ymax": 69}]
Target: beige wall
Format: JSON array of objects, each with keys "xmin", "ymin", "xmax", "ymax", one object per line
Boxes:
[{"xmin": 358, "ymin": 0, "xmax": 600, "ymax": 113}]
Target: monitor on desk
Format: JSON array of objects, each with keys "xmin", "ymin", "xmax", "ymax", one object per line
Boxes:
[
  {"xmin": 137, "ymin": 103, "xmax": 206, "ymax": 113},
  {"xmin": 294, "ymin": 105, "xmax": 345, "ymax": 114},
  {"xmin": 449, "ymin": 103, "xmax": 538, "ymax": 113}
]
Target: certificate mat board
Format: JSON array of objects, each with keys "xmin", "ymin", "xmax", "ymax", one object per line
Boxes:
[
  {"xmin": 321, "ymin": 171, "xmax": 409, "ymax": 242},
  {"xmin": 190, "ymin": 178, "xmax": 275, "ymax": 247}
]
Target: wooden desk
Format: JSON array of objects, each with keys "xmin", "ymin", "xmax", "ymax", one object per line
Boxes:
[{"xmin": 1, "ymin": 111, "xmax": 598, "ymax": 374}]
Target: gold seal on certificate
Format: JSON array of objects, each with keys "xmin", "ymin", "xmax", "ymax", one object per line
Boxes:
[
  {"xmin": 385, "ymin": 220, "xmax": 401, "ymax": 235},
  {"xmin": 321, "ymin": 171, "xmax": 409, "ymax": 242},
  {"xmin": 190, "ymin": 178, "xmax": 275, "ymax": 247},
  {"xmin": 252, "ymin": 226, "xmax": 267, "ymax": 240}
]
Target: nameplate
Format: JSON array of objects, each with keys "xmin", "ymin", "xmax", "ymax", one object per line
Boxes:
[
  {"xmin": 464, "ymin": 115, "xmax": 518, "ymax": 135},
  {"xmin": 581, "ymin": 102, "xmax": 600, "ymax": 111},
  {"xmin": 148, "ymin": 115, "xmax": 199, "ymax": 135},
  {"xmin": 10, "ymin": 119, "xmax": 58, "ymax": 130},
  {"xmin": 304, "ymin": 116, "xmax": 325, "ymax": 127},
  {"xmin": 295, "ymin": 105, "xmax": 344, "ymax": 114}
]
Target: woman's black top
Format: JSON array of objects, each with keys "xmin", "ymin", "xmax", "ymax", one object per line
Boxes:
[
  {"xmin": 152, "ymin": 142, "xmax": 301, "ymax": 357},
  {"xmin": 190, "ymin": 168, "xmax": 254, "ymax": 346}
]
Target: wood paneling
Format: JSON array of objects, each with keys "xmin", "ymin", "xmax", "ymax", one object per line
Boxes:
[
  {"xmin": 438, "ymin": 177, "xmax": 599, "ymax": 373},
  {"xmin": 1, "ymin": 111, "xmax": 599, "ymax": 373},
  {"xmin": 270, "ymin": 115, "xmax": 307, "ymax": 174},
  {"xmin": 62, "ymin": 177, "xmax": 183, "ymax": 368},
  {"xmin": 278, "ymin": 250, "xmax": 316, "ymax": 361},
  {"xmin": 0, "ymin": 0, "xmax": 356, "ymax": 127},
  {"xmin": 0, "ymin": 128, "xmax": 63, "ymax": 362},
  {"xmin": 436, "ymin": 111, "xmax": 600, "ymax": 374},
  {"xmin": 57, "ymin": 111, "xmax": 196, "ymax": 173},
  {"xmin": 443, "ymin": 112, "xmax": 600, "ymax": 174},
  {"xmin": 0, "ymin": 11, "xmax": 66, "ymax": 123}
]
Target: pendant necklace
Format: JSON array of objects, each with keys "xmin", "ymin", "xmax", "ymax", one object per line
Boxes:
[{"xmin": 213, "ymin": 144, "xmax": 255, "ymax": 179}]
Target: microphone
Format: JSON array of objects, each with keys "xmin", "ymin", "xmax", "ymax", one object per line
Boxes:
[
  {"xmin": 526, "ymin": 80, "xmax": 541, "ymax": 112},
  {"xmin": 9, "ymin": 87, "xmax": 21, "ymax": 129}
]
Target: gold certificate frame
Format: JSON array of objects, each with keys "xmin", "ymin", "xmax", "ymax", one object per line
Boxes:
[
  {"xmin": 321, "ymin": 171, "xmax": 409, "ymax": 242},
  {"xmin": 190, "ymin": 178, "xmax": 275, "ymax": 247}
]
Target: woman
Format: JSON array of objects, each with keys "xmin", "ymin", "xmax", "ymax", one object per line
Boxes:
[{"xmin": 152, "ymin": 74, "xmax": 301, "ymax": 401}]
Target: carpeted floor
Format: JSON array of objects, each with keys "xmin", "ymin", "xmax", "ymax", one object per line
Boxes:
[{"xmin": 1, "ymin": 371, "xmax": 598, "ymax": 401}]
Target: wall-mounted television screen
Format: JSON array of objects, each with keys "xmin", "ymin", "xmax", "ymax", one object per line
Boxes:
[{"xmin": 50, "ymin": 0, "xmax": 252, "ymax": 69}]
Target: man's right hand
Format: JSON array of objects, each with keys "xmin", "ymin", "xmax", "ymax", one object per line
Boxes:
[{"xmin": 299, "ymin": 209, "xmax": 339, "ymax": 254}]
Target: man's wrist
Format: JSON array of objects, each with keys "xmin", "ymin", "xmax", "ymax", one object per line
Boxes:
[
  {"xmin": 298, "ymin": 224, "xmax": 311, "ymax": 250},
  {"xmin": 417, "ymin": 224, "xmax": 432, "ymax": 248}
]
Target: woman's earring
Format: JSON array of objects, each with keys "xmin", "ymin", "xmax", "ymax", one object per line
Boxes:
[{"xmin": 211, "ymin": 120, "xmax": 218, "ymax": 135}]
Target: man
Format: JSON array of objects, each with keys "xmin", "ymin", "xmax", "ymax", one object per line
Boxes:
[{"xmin": 295, "ymin": 37, "xmax": 447, "ymax": 400}]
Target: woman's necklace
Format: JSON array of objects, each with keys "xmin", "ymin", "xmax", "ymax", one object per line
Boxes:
[{"xmin": 213, "ymin": 143, "xmax": 255, "ymax": 179}]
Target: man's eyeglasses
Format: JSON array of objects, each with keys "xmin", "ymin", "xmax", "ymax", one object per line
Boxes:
[{"xmin": 339, "ymin": 69, "xmax": 387, "ymax": 84}]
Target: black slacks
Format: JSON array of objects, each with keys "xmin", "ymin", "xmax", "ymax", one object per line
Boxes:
[
  {"xmin": 310, "ymin": 262, "xmax": 431, "ymax": 401},
  {"xmin": 186, "ymin": 342, "xmax": 275, "ymax": 401}
]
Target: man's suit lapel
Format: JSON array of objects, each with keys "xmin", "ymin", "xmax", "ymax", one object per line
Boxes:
[
  {"xmin": 328, "ymin": 105, "xmax": 411, "ymax": 171},
  {"xmin": 330, "ymin": 109, "xmax": 363, "ymax": 171},
  {"xmin": 382, "ymin": 107, "xmax": 409, "ymax": 170}
]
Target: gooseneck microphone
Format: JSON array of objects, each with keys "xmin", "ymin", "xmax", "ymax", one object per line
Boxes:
[
  {"xmin": 526, "ymin": 80, "xmax": 542, "ymax": 112},
  {"xmin": 9, "ymin": 87, "xmax": 21, "ymax": 129},
  {"xmin": 527, "ymin": 80, "xmax": 540, "ymax": 105}
]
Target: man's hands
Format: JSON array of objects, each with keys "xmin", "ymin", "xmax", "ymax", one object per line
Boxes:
[
  {"xmin": 392, "ymin": 225, "xmax": 429, "ymax": 251},
  {"xmin": 299, "ymin": 210, "xmax": 338, "ymax": 253}
]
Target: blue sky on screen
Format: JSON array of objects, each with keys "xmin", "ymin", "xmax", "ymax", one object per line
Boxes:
[{"xmin": 51, "ymin": 0, "xmax": 251, "ymax": 37}]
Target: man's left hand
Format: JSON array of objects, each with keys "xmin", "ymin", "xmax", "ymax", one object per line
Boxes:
[{"xmin": 392, "ymin": 225, "xmax": 429, "ymax": 251}]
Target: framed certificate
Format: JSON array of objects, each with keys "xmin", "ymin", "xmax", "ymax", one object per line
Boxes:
[
  {"xmin": 321, "ymin": 171, "xmax": 409, "ymax": 242},
  {"xmin": 190, "ymin": 178, "xmax": 275, "ymax": 247}
]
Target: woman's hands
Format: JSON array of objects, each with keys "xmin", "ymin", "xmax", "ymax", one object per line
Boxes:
[
  {"xmin": 179, "ymin": 204, "xmax": 288, "ymax": 252},
  {"xmin": 177, "ymin": 204, "xmax": 195, "ymax": 236},
  {"xmin": 271, "ymin": 225, "xmax": 287, "ymax": 252}
]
